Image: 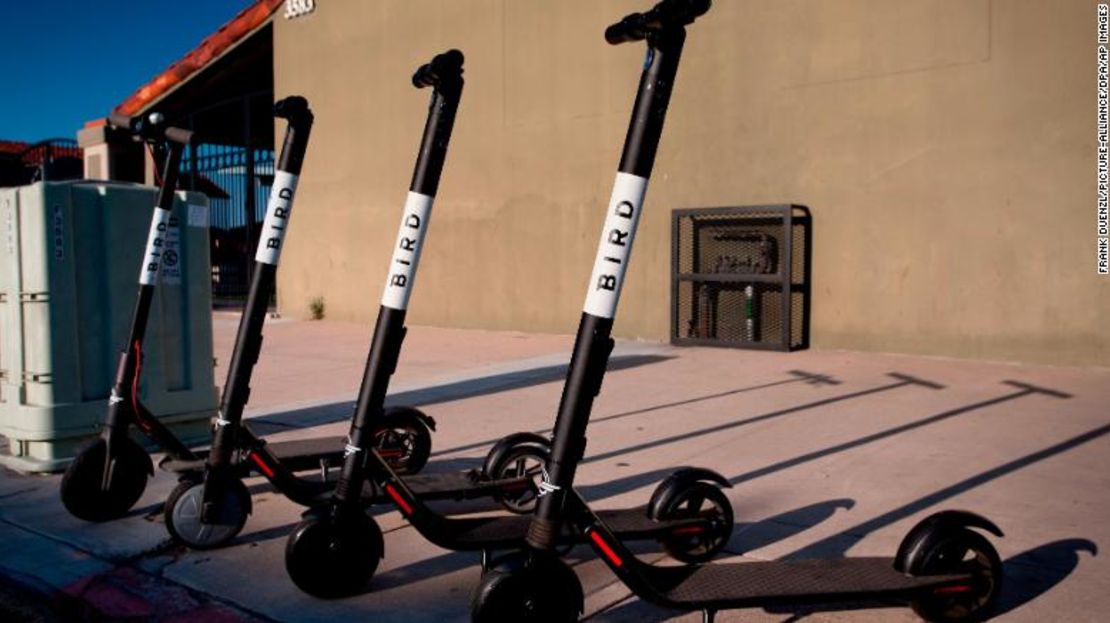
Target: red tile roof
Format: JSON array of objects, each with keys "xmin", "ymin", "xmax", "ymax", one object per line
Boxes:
[
  {"xmin": 113, "ymin": 0, "xmax": 283, "ymax": 117},
  {"xmin": 0, "ymin": 140, "xmax": 31, "ymax": 155}
]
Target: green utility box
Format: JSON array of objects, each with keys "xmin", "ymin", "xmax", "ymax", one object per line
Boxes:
[{"xmin": 0, "ymin": 181, "xmax": 217, "ymax": 472}]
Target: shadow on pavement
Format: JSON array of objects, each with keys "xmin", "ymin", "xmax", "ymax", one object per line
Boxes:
[
  {"xmin": 582, "ymin": 372, "xmax": 941, "ymax": 466},
  {"xmin": 728, "ymin": 380, "xmax": 1068, "ymax": 487},
  {"xmin": 428, "ymin": 369, "xmax": 840, "ymax": 460},
  {"xmin": 788, "ymin": 418, "xmax": 1103, "ymax": 561},
  {"xmin": 994, "ymin": 538, "xmax": 1098, "ymax": 617},
  {"xmin": 251, "ymin": 354, "xmax": 672, "ymax": 432},
  {"xmin": 578, "ymin": 380, "xmax": 1058, "ymax": 506},
  {"xmin": 726, "ymin": 498, "xmax": 855, "ymax": 555}
]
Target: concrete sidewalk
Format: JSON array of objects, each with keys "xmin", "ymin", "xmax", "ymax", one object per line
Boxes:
[{"xmin": 1, "ymin": 317, "xmax": 1108, "ymax": 622}]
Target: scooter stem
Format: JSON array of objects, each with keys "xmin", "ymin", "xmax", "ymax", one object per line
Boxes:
[
  {"xmin": 333, "ymin": 52, "xmax": 464, "ymax": 507},
  {"xmin": 527, "ymin": 27, "xmax": 687, "ymax": 551}
]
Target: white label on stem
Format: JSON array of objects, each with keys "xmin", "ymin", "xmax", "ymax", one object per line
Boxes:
[
  {"xmin": 138, "ymin": 207, "xmax": 172, "ymax": 285},
  {"xmin": 380, "ymin": 192, "xmax": 434, "ymax": 310},
  {"xmin": 582, "ymin": 172, "xmax": 648, "ymax": 318},
  {"xmin": 255, "ymin": 171, "xmax": 299, "ymax": 265}
]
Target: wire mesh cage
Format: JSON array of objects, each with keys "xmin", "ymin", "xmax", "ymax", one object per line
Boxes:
[{"xmin": 671, "ymin": 205, "xmax": 811, "ymax": 351}]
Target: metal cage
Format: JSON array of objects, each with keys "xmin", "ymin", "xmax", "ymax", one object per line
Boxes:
[{"xmin": 671, "ymin": 205, "xmax": 811, "ymax": 351}]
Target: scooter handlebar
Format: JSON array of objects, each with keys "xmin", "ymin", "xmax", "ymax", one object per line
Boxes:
[
  {"xmin": 604, "ymin": 0, "xmax": 710, "ymax": 45},
  {"xmin": 107, "ymin": 111, "xmax": 193, "ymax": 145},
  {"xmin": 274, "ymin": 95, "xmax": 314, "ymax": 125},
  {"xmin": 412, "ymin": 49, "xmax": 465, "ymax": 89}
]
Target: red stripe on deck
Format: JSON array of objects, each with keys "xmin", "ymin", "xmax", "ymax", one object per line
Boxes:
[
  {"xmin": 671, "ymin": 526, "xmax": 705, "ymax": 535},
  {"xmin": 589, "ymin": 530, "xmax": 623, "ymax": 567},
  {"xmin": 385, "ymin": 484, "xmax": 414, "ymax": 515},
  {"xmin": 249, "ymin": 452, "xmax": 275, "ymax": 478}
]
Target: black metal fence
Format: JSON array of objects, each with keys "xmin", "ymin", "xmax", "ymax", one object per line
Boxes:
[
  {"xmin": 180, "ymin": 142, "xmax": 274, "ymax": 304},
  {"xmin": 672, "ymin": 205, "xmax": 812, "ymax": 351},
  {"xmin": 0, "ymin": 139, "xmax": 83, "ymax": 187}
]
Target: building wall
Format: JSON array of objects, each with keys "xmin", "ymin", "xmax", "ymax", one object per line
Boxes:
[{"xmin": 273, "ymin": 0, "xmax": 1107, "ymax": 367}]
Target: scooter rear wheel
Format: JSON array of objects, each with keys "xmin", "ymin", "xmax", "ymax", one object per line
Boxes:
[
  {"xmin": 909, "ymin": 528, "xmax": 1002, "ymax": 622},
  {"xmin": 471, "ymin": 552, "xmax": 582, "ymax": 623},
  {"xmin": 60, "ymin": 437, "xmax": 151, "ymax": 522},
  {"xmin": 486, "ymin": 444, "xmax": 548, "ymax": 514},
  {"xmin": 374, "ymin": 408, "xmax": 432, "ymax": 475},
  {"xmin": 164, "ymin": 477, "xmax": 251, "ymax": 549},
  {"xmin": 285, "ymin": 509, "xmax": 384, "ymax": 599},
  {"xmin": 656, "ymin": 481, "xmax": 733, "ymax": 563}
]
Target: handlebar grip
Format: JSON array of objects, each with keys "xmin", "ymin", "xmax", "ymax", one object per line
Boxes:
[
  {"xmin": 604, "ymin": 0, "xmax": 711, "ymax": 45},
  {"xmin": 274, "ymin": 95, "xmax": 313, "ymax": 124},
  {"xmin": 107, "ymin": 113, "xmax": 134, "ymax": 131},
  {"xmin": 605, "ymin": 14, "xmax": 648, "ymax": 45},
  {"xmin": 412, "ymin": 49, "xmax": 465, "ymax": 89},
  {"xmin": 164, "ymin": 127, "xmax": 194, "ymax": 145}
]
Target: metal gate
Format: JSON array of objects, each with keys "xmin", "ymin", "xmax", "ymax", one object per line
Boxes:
[
  {"xmin": 181, "ymin": 143, "xmax": 274, "ymax": 304},
  {"xmin": 177, "ymin": 95, "xmax": 275, "ymax": 305}
]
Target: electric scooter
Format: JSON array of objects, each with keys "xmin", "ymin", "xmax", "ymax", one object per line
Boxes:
[
  {"xmin": 164, "ymin": 53, "xmax": 555, "ymax": 550},
  {"xmin": 470, "ymin": 2, "xmax": 1004, "ymax": 622},
  {"xmin": 60, "ymin": 103, "xmax": 436, "ymax": 525},
  {"xmin": 58, "ymin": 113, "xmax": 197, "ymax": 522},
  {"xmin": 282, "ymin": 50, "xmax": 737, "ymax": 600}
]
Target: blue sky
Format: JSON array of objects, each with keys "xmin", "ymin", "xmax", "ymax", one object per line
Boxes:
[{"xmin": 0, "ymin": 1, "xmax": 253, "ymax": 142}]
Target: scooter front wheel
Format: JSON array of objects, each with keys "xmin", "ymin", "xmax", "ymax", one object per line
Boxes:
[
  {"xmin": 471, "ymin": 551, "xmax": 582, "ymax": 623},
  {"xmin": 60, "ymin": 437, "xmax": 151, "ymax": 522},
  {"xmin": 164, "ymin": 477, "xmax": 250, "ymax": 549},
  {"xmin": 285, "ymin": 509, "xmax": 384, "ymax": 599}
]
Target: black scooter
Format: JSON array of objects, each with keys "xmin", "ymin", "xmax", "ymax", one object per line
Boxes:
[
  {"xmin": 470, "ymin": 2, "xmax": 1004, "ymax": 622},
  {"xmin": 282, "ymin": 51, "xmax": 737, "ymax": 600},
  {"xmin": 60, "ymin": 104, "xmax": 437, "ymax": 526},
  {"xmin": 164, "ymin": 53, "xmax": 553, "ymax": 550},
  {"xmin": 59, "ymin": 113, "xmax": 198, "ymax": 522}
]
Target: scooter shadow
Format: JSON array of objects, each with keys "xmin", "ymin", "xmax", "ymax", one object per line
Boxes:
[
  {"xmin": 251, "ymin": 353, "xmax": 674, "ymax": 432},
  {"xmin": 992, "ymin": 538, "xmax": 1098, "ymax": 617}
]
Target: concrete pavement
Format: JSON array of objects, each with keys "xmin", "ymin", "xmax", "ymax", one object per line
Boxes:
[{"xmin": 1, "ymin": 316, "xmax": 1108, "ymax": 622}]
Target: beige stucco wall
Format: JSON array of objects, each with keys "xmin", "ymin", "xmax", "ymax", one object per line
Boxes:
[{"xmin": 273, "ymin": 0, "xmax": 1108, "ymax": 367}]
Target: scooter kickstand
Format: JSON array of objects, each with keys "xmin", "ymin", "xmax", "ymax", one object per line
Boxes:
[
  {"xmin": 480, "ymin": 549, "xmax": 490, "ymax": 572},
  {"xmin": 702, "ymin": 609, "xmax": 715, "ymax": 623}
]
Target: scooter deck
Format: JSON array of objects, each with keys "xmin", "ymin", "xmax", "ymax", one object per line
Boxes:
[
  {"xmin": 159, "ymin": 435, "xmax": 347, "ymax": 474},
  {"xmin": 400, "ymin": 470, "xmax": 505, "ymax": 501},
  {"xmin": 338, "ymin": 470, "xmax": 529, "ymax": 506},
  {"xmin": 648, "ymin": 557, "xmax": 967, "ymax": 608},
  {"xmin": 266, "ymin": 436, "xmax": 346, "ymax": 471},
  {"xmin": 446, "ymin": 506, "xmax": 687, "ymax": 549}
]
